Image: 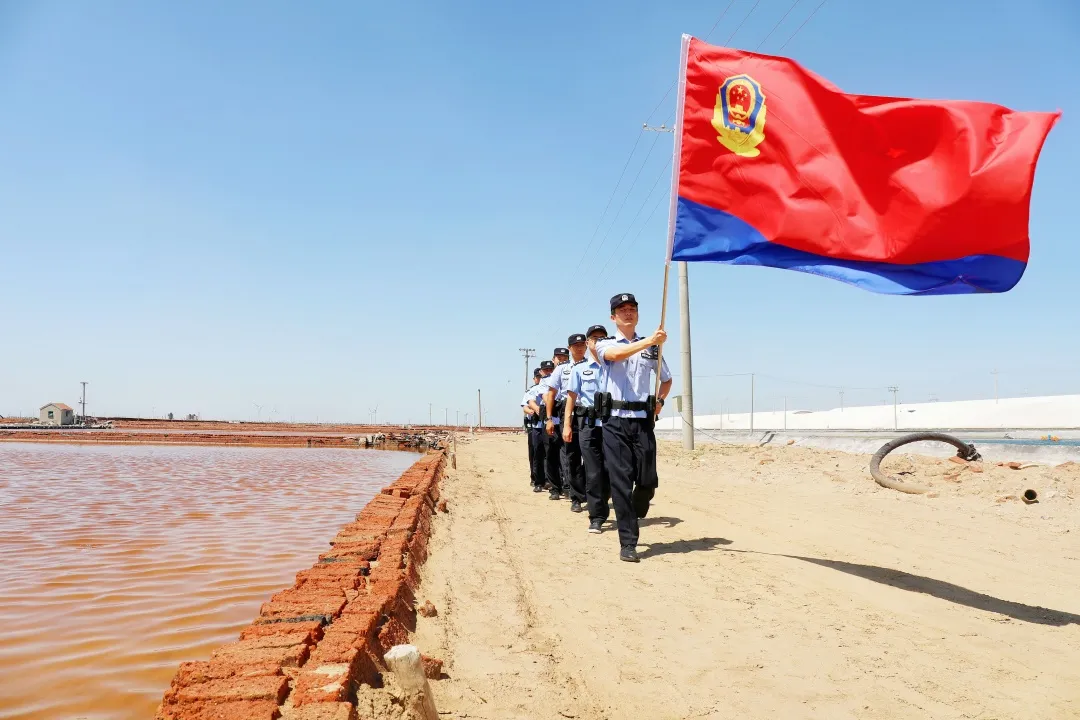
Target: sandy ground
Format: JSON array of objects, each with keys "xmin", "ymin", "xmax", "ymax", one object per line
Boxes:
[{"xmin": 410, "ymin": 433, "xmax": 1079, "ymax": 720}]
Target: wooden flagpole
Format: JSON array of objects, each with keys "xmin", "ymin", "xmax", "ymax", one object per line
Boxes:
[{"xmin": 653, "ymin": 34, "xmax": 692, "ymax": 408}]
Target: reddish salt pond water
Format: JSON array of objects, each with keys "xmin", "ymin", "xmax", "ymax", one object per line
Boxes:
[{"xmin": 0, "ymin": 443, "xmax": 418, "ymax": 720}]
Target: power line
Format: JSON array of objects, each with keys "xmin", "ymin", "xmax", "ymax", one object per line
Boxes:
[
  {"xmin": 550, "ymin": 132, "xmax": 665, "ymax": 328},
  {"xmin": 565, "ymin": 128, "xmax": 647, "ymax": 282},
  {"xmin": 646, "ymin": 0, "xmax": 741, "ymax": 123},
  {"xmin": 755, "ymin": 0, "xmax": 802, "ymax": 50},
  {"xmin": 590, "ymin": 159, "xmax": 672, "ymax": 286},
  {"xmin": 598, "ymin": 188, "xmax": 669, "ymax": 286},
  {"xmin": 548, "ymin": 1, "xmax": 829, "ymax": 340},
  {"xmin": 674, "ymin": 371, "xmax": 884, "ymax": 392},
  {"xmin": 585, "ymin": 132, "xmax": 664, "ymax": 269},
  {"xmin": 723, "ymin": 0, "xmax": 764, "ymax": 46},
  {"xmin": 591, "ymin": 0, "xmax": 820, "ymax": 291},
  {"xmin": 779, "ymin": 0, "xmax": 828, "ymax": 51},
  {"xmin": 557, "ymin": 0, "xmax": 749, "ymax": 310}
]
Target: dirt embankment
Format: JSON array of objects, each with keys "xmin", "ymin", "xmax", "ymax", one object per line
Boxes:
[{"xmin": 409, "ymin": 433, "xmax": 1079, "ymax": 720}]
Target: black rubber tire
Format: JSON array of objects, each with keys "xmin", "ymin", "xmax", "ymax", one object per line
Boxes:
[{"xmin": 869, "ymin": 432, "xmax": 981, "ymax": 495}]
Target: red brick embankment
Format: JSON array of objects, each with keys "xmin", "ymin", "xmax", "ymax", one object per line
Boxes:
[
  {"xmin": 0, "ymin": 431, "xmax": 404, "ymax": 450},
  {"xmin": 109, "ymin": 419, "xmax": 514, "ymax": 435},
  {"xmin": 155, "ymin": 450, "xmax": 448, "ymax": 720}
]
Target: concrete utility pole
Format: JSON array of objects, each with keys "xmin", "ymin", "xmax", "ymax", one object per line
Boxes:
[
  {"xmin": 477, "ymin": 389, "xmax": 482, "ymax": 428},
  {"xmin": 839, "ymin": 388, "xmax": 845, "ymax": 412},
  {"xmin": 518, "ymin": 348, "xmax": 536, "ymax": 390},
  {"xmin": 991, "ymin": 368, "xmax": 999, "ymax": 403},
  {"xmin": 888, "ymin": 386, "xmax": 899, "ymax": 430},
  {"xmin": 444, "ymin": 408, "xmax": 448, "ymax": 426},
  {"xmin": 456, "ymin": 410, "xmax": 459, "ymax": 427},
  {"xmin": 678, "ymin": 262, "xmax": 694, "ymax": 450},
  {"xmin": 80, "ymin": 381, "xmax": 88, "ymax": 424},
  {"xmin": 429, "ymin": 403, "xmax": 432, "ymax": 425}
]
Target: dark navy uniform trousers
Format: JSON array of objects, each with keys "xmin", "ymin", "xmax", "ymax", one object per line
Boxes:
[
  {"xmin": 561, "ymin": 424, "xmax": 586, "ymax": 503},
  {"xmin": 528, "ymin": 426, "xmax": 546, "ymax": 488},
  {"xmin": 576, "ymin": 418, "xmax": 610, "ymax": 521},
  {"xmin": 545, "ymin": 428, "xmax": 564, "ymax": 493},
  {"xmin": 601, "ymin": 416, "xmax": 657, "ymax": 547}
]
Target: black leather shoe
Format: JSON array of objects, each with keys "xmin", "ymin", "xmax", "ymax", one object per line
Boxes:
[
  {"xmin": 549, "ymin": 491, "xmax": 561, "ymax": 500},
  {"xmin": 619, "ymin": 546, "xmax": 640, "ymax": 563},
  {"xmin": 532, "ymin": 485, "xmax": 544, "ymax": 493},
  {"xmin": 570, "ymin": 500, "xmax": 583, "ymax": 513},
  {"xmin": 588, "ymin": 519, "xmax": 603, "ymax": 534}
]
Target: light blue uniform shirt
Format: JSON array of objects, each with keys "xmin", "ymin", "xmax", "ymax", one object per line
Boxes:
[
  {"xmin": 520, "ymin": 385, "xmax": 542, "ymax": 428},
  {"xmin": 531, "ymin": 375, "xmax": 557, "ymax": 425},
  {"xmin": 539, "ymin": 363, "xmax": 571, "ymax": 425},
  {"xmin": 567, "ymin": 356, "xmax": 605, "ymax": 428},
  {"xmin": 596, "ymin": 332, "xmax": 672, "ymax": 419}
]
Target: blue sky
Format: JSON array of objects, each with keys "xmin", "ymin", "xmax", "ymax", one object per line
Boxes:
[{"xmin": 1, "ymin": 0, "xmax": 1076, "ymax": 425}]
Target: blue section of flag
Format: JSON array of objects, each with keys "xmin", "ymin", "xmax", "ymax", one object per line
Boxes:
[{"xmin": 671, "ymin": 197, "xmax": 1027, "ymax": 296}]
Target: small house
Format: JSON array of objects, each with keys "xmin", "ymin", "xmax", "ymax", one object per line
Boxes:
[{"xmin": 40, "ymin": 403, "xmax": 75, "ymax": 426}]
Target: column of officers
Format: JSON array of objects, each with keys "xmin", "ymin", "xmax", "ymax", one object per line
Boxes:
[{"xmin": 519, "ymin": 292, "xmax": 671, "ymax": 563}]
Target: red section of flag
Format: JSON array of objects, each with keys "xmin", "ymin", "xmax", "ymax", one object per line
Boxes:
[{"xmin": 678, "ymin": 38, "xmax": 1060, "ymax": 266}]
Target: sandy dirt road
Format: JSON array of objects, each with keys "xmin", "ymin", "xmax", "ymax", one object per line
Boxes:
[{"xmin": 410, "ymin": 433, "xmax": 1079, "ymax": 720}]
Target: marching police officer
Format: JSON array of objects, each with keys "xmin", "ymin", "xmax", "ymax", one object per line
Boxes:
[
  {"xmin": 595, "ymin": 293, "xmax": 672, "ymax": 563},
  {"xmin": 527, "ymin": 361, "xmax": 556, "ymax": 493},
  {"xmin": 541, "ymin": 347, "xmax": 570, "ymax": 500},
  {"xmin": 564, "ymin": 324, "xmax": 610, "ymax": 533},
  {"xmin": 555, "ymin": 334, "xmax": 589, "ymax": 513},
  {"xmin": 521, "ymin": 368, "xmax": 544, "ymax": 488}
]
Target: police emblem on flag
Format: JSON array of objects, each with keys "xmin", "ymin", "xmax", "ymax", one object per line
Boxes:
[{"xmin": 712, "ymin": 74, "xmax": 767, "ymax": 157}]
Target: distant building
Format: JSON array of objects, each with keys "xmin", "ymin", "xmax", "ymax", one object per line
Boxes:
[{"xmin": 40, "ymin": 403, "xmax": 75, "ymax": 426}]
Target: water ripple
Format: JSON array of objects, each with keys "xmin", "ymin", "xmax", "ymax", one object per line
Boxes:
[{"xmin": 0, "ymin": 442, "xmax": 416, "ymax": 720}]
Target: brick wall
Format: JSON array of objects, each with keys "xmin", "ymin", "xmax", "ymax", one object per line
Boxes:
[{"xmin": 155, "ymin": 450, "xmax": 447, "ymax": 720}]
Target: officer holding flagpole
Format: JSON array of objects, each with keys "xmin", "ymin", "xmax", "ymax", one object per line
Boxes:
[{"xmin": 595, "ymin": 293, "xmax": 671, "ymax": 563}]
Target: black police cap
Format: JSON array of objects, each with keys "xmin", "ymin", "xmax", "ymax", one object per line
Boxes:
[
  {"xmin": 553, "ymin": 347, "xmax": 569, "ymax": 356},
  {"xmin": 533, "ymin": 367, "xmax": 542, "ymax": 377},
  {"xmin": 586, "ymin": 324, "xmax": 608, "ymax": 338},
  {"xmin": 540, "ymin": 360, "xmax": 555, "ymax": 370},
  {"xmin": 610, "ymin": 292, "xmax": 638, "ymax": 313},
  {"xmin": 567, "ymin": 333, "xmax": 586, "ymax": 345}
]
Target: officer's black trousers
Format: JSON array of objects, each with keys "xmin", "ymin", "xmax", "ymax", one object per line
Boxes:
[
  {"xmin": 601, "ymin": 417, "xmax": 658, "ymax": 548},
  {"xmin": 561, "ymin": 424, "xmax": 585, "ymax": 503},
  {"xmin": 528, "ymin": 428, "xmax": 546, "ymax": 489},
  {"xmin": 526, "ymin": 426, "xmax": 535, "ymax": 482},
  {"xmin": 577, "ymin": 420, "xmax": 609, "ymax": 521},
  {"xmin": 545, "ymin": 427, "xmax": 564, "ymax": 493}
]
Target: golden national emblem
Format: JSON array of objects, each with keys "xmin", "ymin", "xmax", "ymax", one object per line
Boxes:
[{"xmin": 711, "ymin": 73, "xmax": 767, "ymax": 157}]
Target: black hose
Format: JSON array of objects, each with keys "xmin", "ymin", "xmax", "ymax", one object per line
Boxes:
[{"xmin": 869, "ymin": 432, "xmax": 981, "ymax": 494}]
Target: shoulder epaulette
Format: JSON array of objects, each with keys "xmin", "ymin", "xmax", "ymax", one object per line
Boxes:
[{"xmin": 601, "ymin": 336, "xmax": 614, "ymax": 341}]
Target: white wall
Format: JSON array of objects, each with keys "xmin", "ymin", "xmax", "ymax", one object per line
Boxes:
[{"xmin": 656, "ymin": 394, "xmax": 1080, "ymax": 431}]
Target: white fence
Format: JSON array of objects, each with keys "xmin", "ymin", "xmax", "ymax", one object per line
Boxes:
[{"xmin": 657, "ymin": 394, "xmax": 1080, "ymax": 431}]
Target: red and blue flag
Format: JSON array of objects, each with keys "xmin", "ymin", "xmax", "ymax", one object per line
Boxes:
[{"xmin": 669, "ymin": 36, "xmax": 1060, "ymax": 295}]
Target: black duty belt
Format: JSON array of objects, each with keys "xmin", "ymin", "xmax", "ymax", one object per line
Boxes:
[{"xmin": 610, "ymin": 400, "xmax": 649, "ymax": 411}]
